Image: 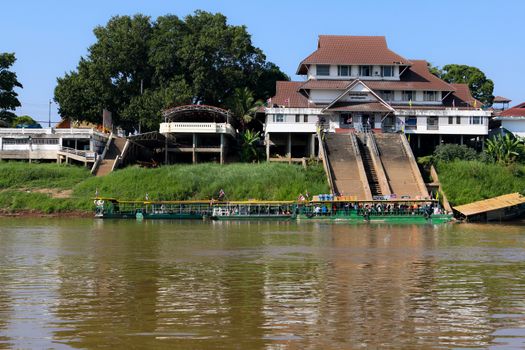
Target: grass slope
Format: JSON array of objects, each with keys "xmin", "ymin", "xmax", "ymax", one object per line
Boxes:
[
  {"xmin": 437, "ymin": 161, "xmax": 525, "ymax": 206},
  {"xmin": 0, "ymin": 162, "xmax": 329, "ymax": 213}
]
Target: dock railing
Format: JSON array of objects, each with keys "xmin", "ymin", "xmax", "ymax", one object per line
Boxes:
[{"xmin": 317, "ymin": 130, "xmax": 335, "ymax": 195}]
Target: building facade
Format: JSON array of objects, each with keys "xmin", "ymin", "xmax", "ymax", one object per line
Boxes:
[
  {"xmin": 494, "ymin": 102, "xmax": 525, "ymax": 137},
  {"xmin": 265, "ymin": 35, "xmax": 491, "ymax": 159}
]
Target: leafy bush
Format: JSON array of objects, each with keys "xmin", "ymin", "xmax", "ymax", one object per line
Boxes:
[{"xmin": 432, "ymin": 144, "xmax": 478, "ymax": 163}]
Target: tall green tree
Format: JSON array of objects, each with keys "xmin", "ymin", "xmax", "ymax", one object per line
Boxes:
[
  {"xmin": 429, "ymin": 63, "xmax": 494, "ymax": 105},
  {"xmin": 0, "ymin": 53, "xmax": 23, "ymax": 124},
  {"xmin": 226, "ymin": 87, "xmax": 264, "ymax": 131},
  {"xmin": 54, "ymin": 11, "xmax": 288, "ymax": 132}
]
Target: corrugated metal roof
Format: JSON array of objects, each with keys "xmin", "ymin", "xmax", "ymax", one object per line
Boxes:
[{"xmin": 453, "ymin": 192, "xmax": 525, "ymax": 217}]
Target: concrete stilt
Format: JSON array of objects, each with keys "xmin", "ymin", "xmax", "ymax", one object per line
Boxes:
[
  {"xmin": 417, "ymin": 134, "xmax": 421, "ymax": 149},
  {"xmin": 287, "ymin": 133, "xmax": 292, "ymax": 160},
  {"xmin": 220, "ymin": 134, "xmax": 224, "ymax": 164},
  {"xmin": 310, "ymin": 134, "xmax": 315, "ymax": 157},
  {"xmin": 164, "ymin": 133, "xmax": 168, "ymax": 164},
  {"xmin": 460, "ymin": 134, "xmax": 464, "ymax": 145},
  {"xmin": 266, "ymin": 133, "xmax": 270, "ymax": 161},
  {"xmin": 192, "ymin": 133, "xmax": 196, "ymax": 164}
]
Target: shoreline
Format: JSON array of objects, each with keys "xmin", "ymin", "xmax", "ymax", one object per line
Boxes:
[{"xmin": 0, "ymin": 209, "xmax": 92, "ymax": 218}]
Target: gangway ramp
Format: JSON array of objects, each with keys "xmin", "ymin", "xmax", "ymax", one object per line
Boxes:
[
  {"xmin": 324, "ymin": 133, "xmax": 371, "ymax": 200},
  {"xmin": 373, "ymin": 133, "xmax": 428, "ymax": 198}
]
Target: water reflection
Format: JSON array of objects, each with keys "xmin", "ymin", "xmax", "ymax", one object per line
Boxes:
[{"xmin": 0, "ymin": 219, "xmax": 525, "ymax": 348}]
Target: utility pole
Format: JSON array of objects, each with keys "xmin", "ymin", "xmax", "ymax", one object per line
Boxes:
[{"xmin": 48, "ymin": 99, "xmax": 52, "ymax": 127}]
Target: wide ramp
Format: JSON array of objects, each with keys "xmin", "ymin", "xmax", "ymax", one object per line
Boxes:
[
  {"xmin": 373, "ymin": 133, "xmax": 428, "ymax": 198},
  {"xmin": 324, "ymin": 133, "xmax": 371, "ymax": 200}
]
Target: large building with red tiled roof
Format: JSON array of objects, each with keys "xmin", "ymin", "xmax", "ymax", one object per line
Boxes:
[{"xmin": 264, "ymin": 35, "xmax": 491, "ymax": 159}]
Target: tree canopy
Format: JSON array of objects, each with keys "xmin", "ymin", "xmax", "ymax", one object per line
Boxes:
[
  {"xmin": 0, "ymin": 53, "xmax": 23, "ymax": 124},
  {"xmin": 54, "ymin": 11, "xmax": 289, "ymax": 132},
  {"xmin": 429, "ymin": 63, "xmax": 494, "ymax": 105},
  {"xmin": 11, "ymin": 115, "xmax": 41, "ymax": 128}
]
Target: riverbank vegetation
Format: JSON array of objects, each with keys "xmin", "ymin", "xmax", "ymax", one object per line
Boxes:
[
  {"xmin": 419, "ymin": 139, "xmax": 525, "ymax": 206},
  {"xmin": 0, "ymin": 162, "xmax": 328, "ymax": 213}
]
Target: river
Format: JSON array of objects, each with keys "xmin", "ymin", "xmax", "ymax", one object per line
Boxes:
[{"xmin": 1, "ymin": 219, "xmax": 525, "ymax": 349}]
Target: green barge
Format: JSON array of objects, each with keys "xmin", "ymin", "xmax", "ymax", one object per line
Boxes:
[{"xmin": 94, "ymin": 198, "xmax": 453, "ymax": 224}]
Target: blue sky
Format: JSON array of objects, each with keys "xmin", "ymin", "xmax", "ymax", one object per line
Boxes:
[{"xmin": 2, "ymin": 0, "xmax": 524, "ymax": 124}]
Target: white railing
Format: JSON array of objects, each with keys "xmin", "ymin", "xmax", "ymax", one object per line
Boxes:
[
  {"xmin": 59, "ymin": 146, "xmax": 96, "ymax": 160},
  {"xmin": 159, "ymin": 122, "xmax": 236, "ymax": 136},
  {"xmin": 91, "ymin": 132, "xmax": 113, "ymax": 174}
]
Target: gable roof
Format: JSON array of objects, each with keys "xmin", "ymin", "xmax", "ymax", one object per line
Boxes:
[
  {"xmin": 297, "ymin": 35, "xmax": 411, "ymax": 74},
  {"xmin": 321, "ymin": 80, "xmax": 394, "ymax": 113},
  {"xmin": 498, "ymin": 102, "xmax": 525, "ymax": 117},
  {"xmin": 493, "ymin": 96, "xmax": 512, "ymax": 103},
  {"xmin": 269, "ymin": 81, "xmax": 311, "ymax": 108}
]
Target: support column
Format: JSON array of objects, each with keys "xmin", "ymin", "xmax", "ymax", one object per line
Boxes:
[
  {"xmin": 164, "ymin": 133, "xmax": 168, "ymax": 164},
  {"xmin": 438, "ymin": 134, "xmax": 442, "ymax": 145},
  {"xmin": 220, "ymin": 134, "xmax": 224, "ymax": 164},
  {"xmin": 266, "ymin": 133, "xmax": 270, "ymax": 161},
  {"xmin": 310, "ymin": 134, "xmax": 315, "ymax": 157},
  {"xmin": 481, "ymin": 136, "xmax": 485, "ymax": 151},
  {"xmin": 460, "ymin": 135, "xmax": 464, "ymax": 145},
  {"xmin": 417, "ymin": 134, "xmax": 421, "ymax": 149},
  {"xmin": 74, "ymin": 139, "xmax": 78, "ymax": 150},
  {"xmin": 192, "ymin": 133, "xmax": 197, "ymax": 164},
  {"xmin": 287, "ymin": 132, "xmax": 292, "ymax": 160}
]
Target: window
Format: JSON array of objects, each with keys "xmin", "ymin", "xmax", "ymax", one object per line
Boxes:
[
  {"xmin": 424, "ymin": 91, "xmax": 437, "ymax": 101},
  {"xmin": 456, "ymin": 116, "xmax": 461, "ymax": 124},
  {"xmin": 471, "ymin": 116, "xmax": 481, "ymax": 124},
  {"xmin": 295, "ymin": 114, "xmax": 300, "ymax": 123},
  {"xmin": 3, "ymin": 138, "xmax": 29, "ymax": 144},
  {"xmin": 317, "ymin": 65, "xmax": 330, "ymax": 76},
  {"xmin": 359, "ymin": 65, "xmax": 372, "ymax": 76},
  {"xmin": 304, "ymin": 115, "xmax": 309, "ymax": 123},
  {"xmin": 32, "ymin": 138, "xmax": 59, "ymax": 145},
  {"xmin": 427, "ymin": 116, "xmax": 439, "ymax": 130},
  {"xmin": 381, "ymin": 90, "xmax": 393, "ymax": 101},
  {"xmin": 381, "ymin": 66, "xmax": 394, "ymax": 77},
  {"xmin": 405, "ymin": 117, "xmax": 417, "ymax": 126},
  {"xmin": 273, "ymin": 114, "xmax": 284, "ymax": 122},
  {"xmin": 448, "ymin": 117, "xmax": 453, "ymax": 124},
  {"xmin": 402, "ymin": 91, "xmax": 414, "ymax": 101},
  {"xmin": 338, "ymin": 65, "xmax": 351, "ymax": 76},
  {"xmin": 341, "ymin": 113, "xmax": 353, "ymax": 126}
]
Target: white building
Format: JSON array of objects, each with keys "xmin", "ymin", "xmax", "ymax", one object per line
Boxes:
[
  {"xmin": 265, "ymin": 35, "xmax": 491, "ymax": 159},
  {"xmin": 493, "ymin": 102, "xmax": 525, "ymax": 138},
  {"xmin": 0, "ymin": 127, "xmax": 108, "ymax": 166}
]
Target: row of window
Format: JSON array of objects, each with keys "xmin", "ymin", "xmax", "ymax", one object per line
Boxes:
[
  {"xmin": 318, "ymin": 65, "xmax": 395, "ymax": 77},
  {"xmin": 272, "ymin": 115, "xmax": 310, "ymax": 123},
  {"xmin": 380, "ymin": 90, "xmax": 439, "ymax": 102},
  {"xmin": 2, "ymin": 138, "xmax": 59, "ymax": 145}
]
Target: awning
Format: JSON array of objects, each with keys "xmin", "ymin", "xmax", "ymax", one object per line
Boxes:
[{"xmin": 453, "ymin": 192, "xmax": 525, "ymax": 217}]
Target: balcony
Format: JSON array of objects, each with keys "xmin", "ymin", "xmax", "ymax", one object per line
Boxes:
[{"xmin": 159, "ymin": 122, "xmax": 236, "ymax": 137}]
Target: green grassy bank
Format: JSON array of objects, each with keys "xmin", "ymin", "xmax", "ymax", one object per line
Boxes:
[
  {"xmin": 437, "ymin": 161, "xmax": 525, "ymax": 206},
  {"xmin": 0, "ymin": 162, "xmax": 329, "ymax": 214}
]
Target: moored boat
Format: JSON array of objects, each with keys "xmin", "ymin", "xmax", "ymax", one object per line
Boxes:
[
  {"xmin": 210, "ymin": 201, "xmax": 295, "ymax": 221},
  {"xmin": 94, "ymin": 198, "xmax": 211, "ymax": 219}
]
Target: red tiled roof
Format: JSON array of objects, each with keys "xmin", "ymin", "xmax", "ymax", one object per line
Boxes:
[
  {"xmin": 270, "ymin": 81, "xmax": 312, "ymax": 108},
  {"xmin": 327, "ymin": 102, "xmax": 391, "ymax": 112},
  {"xmin": 366, "ymin": 61, "xmax": 455, "ymax": 91},
  {"xmin": 299, "ymin": 61, "xmax": 455, "ymax": 92},
  {"xmin": 297, "ymin": 35, "xmax": 411, "ymax": 74},
  {"xmin": 300, "ymin": 80, "xmax": 353, "ymax": 90},
  {"xmin": 493, "ymin": 96, "xmax": 512, "ymax": 103},
  {"xmin": 442, "ymin": 84, "xmax": 483, "ymax": 108},
  {"xmin": 498, "ymin": 102, "xmax": 525, "ymax": 117}
]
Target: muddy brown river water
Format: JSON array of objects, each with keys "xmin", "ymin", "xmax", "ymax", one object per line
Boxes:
[{"xmin": 1, "ymin": 219, "xmax": 525, "ymax": 349}]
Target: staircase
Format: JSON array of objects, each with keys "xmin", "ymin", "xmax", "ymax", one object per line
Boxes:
[
  {"xmin": 93, "ymin": 136, "xmax": 127, "ymax": 176},
  {"xmin": 357, "ymin": 138, "xmax": 382, "ymax": 197},
  {"xmin": 323, "ymin": 133, "xmax": 370, "ymax": 199},
  {"xmin": 373, "ymin": 133, "xmax": 428, "ymax": 198}
]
